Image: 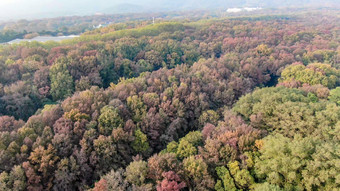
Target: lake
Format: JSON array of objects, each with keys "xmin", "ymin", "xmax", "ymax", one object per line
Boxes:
[{"xmin": 6, "ymin": 35, "xmax": 79, "ymax": 44}]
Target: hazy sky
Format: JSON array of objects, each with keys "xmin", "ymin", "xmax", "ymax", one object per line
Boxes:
[
  {"xmin": 0, "ymin": 0, "xmax": 127, "ymax": 20},
  {"xmin": 0, "ymin": 0, "xmax": 337, "ymax": 21}
]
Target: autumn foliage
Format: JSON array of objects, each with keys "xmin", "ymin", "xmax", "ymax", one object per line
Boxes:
[{"xmin": 0, "ymin": 10, "xmax": 339, "ymax": 191}]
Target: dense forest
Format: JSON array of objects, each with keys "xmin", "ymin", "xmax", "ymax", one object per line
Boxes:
[
  {"xmin": 0, "ymin": 10, "xmax": 339, "ymax": 191},
  {"xmin": 0, "ymin": 10, "xmax": 222, "ymax": 43},
  {"xmin": 0, "ymin": 13, "xmax": 156, "ymax": 43}
]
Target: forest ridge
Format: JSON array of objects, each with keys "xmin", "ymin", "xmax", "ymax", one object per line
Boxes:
[{"xmin": 0, "ymin": 10, "xmax": 339, "ymax": 191}]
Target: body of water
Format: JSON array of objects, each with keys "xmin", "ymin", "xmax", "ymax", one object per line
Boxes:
[{"xmin": 6, "ymin": 35, "xmax": 79, "ymax": 44}]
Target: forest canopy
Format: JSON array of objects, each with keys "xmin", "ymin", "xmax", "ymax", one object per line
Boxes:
[{"xmin": 0, "ymin": 10, "xmax": 339, "ymax": 191}]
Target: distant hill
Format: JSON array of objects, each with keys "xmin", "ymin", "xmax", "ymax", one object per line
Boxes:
[
  {"xmin": 99, "ymin": 0, "xmax": 339, "ymax": 14},
  {"xmin": 0, "ymin": 0, "xmax": 338, "ymax": 21},
  {"xmin": 155, "ymin": 0, "xmax": 339, "ymax": 10}
]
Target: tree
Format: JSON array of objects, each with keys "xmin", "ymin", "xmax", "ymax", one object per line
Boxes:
[
  {"xmin": 279, "ymin": 62, "xmax": 339, "ymax": 89},
  {"xmin": 147, "ymin": 153, "xmax": 181, "ymax": 181},
  {"xmin": 0, "ymin": 171, "xmax": 10, "ymax": 190},
  {"xmin": 254, "ymin": 183, "xmax": 283, "ymax": 191},
  {"xmin": 127, "ymin": 95, "xmax": 147, "ymax": 123},
  {"xmin": 26, "ymin": 144, "xmax": 59, "ymax": 190},
  {"xmin": 92, "ymin": 135, "xmax": 123, "ymax": 176},
  {"xmin": 329, "ymin": 87, "xmax": 340, "ymax": 105},
  {"xmin": 0, "ymin": 92, "xmax": 39, "ymax": 120},
  {"xmin": 53, "ymin": 157, "xmax": 78, "ymax": 191},
  {"xmin": 183, "ymin": 156, "xmax": 214, "ymax": 190},
  {"xmin": 227, "ymin": 161, "xmax": 254, "ymax": 189},
  {"xmin": 98, "ymin": 106, "xmax": 123, "ymax": 136},
  {"xmin": 132, "ymin": 129, "xmax": 150, "ymax": 153},
  {"xmin": 157, "ymin": 171, "xmax": 186, "ymax": 191},
  {"xmin": 0, "ymin": 165, "xmax": 26, "ymax": 191},
  {"xmin": 93, "ymin": 168, "xmax": 129, "ymax": 191},
  {"xmin": 0, "ymin": 13, "xmax": 339, "ymax": 191},
  {"xmin": 75, "ymin": 76, "xmax": 92, "ymax": 91},
  {"xmin": 49, "ymin": 58, "xmax": 74, "ymax": 100},
  {"xmin": 64, "ymin": 108, "xmax": 90, "ymax": 122},
  {"xmin": 125, "ymin": 160, "xmax": 148, "ymax": 186},
  {"xmin": 33, "ymin": 67, "xmax": 50, "ymax": 98},
  {"xmin": 167, "ymin": 131, "xmax": 203, "ymax": 158},
  {"xmin": 176, "ymin": 140, "xmax": 197, "ymax": 158},
  {"xmin": 255, "ymin": 134, "xmax": 340, "ymax": 190},
  {"xmin": 198, "ymin": 110, "xmax": 219, "ymax": 128},
  {"xmin": 0, "ymin": 116, "xmax": 24, "ymax": 132},
  {"xmin": 233, "ymin": 86, "xmax": 340, "ymax": 138},
  {"xmin": 215, "ymin": 166, "xmax": 237, "ymax": 191}
]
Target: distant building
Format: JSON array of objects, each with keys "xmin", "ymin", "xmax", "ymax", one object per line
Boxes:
[
  {"xmin": 227, "ymin": 7, "xmax": 262, "ymax": 13},
  {"xmin": 226, "ymin": 8, "xmax": 243, "ymax": 13},
  {"xmin": 93, "ymin": 23, "xmax": 109, "ymax": 29},
  {"xmin": 244, "ymin": 7, "xmax": 262, "ymax": 11}
]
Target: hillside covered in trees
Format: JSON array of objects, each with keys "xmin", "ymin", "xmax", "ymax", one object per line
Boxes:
[
  {"xmin": 0, "ymin": 10, "xmax": 209, "ymax": 43},
  {"xmin": 0, "ymin": 10, "xmax": 339, "ymax": 191}
]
